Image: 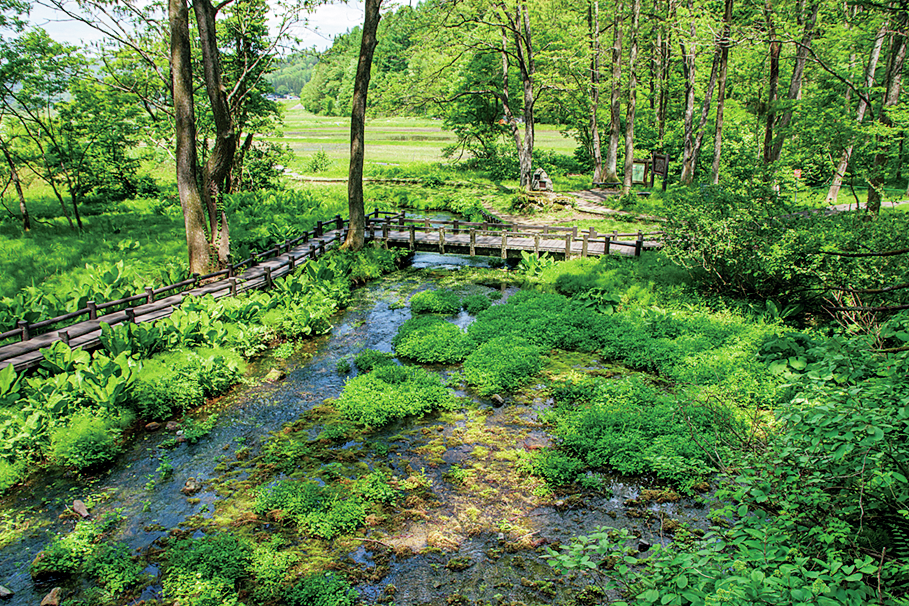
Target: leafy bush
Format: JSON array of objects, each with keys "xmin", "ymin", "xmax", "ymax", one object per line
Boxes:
[
  {"xmin": 353, "ymin": 348, "xmax": 396, "ymax": 373},
  {"xmin": 84, "ymin": 541, "xmax": 143, "ymax": 596},
  {"xmin": 392, "ymin": 315, "xmax": 474, "ymax": 364},
  {"xmin": 164, "ymin": 533, "xmax": 251, "ymax": 606},
  {"xmin": 462, "ymin": 336, "xmax": 542, "ymax": 396},
  {"xmin": 30, "ymin": 514, "xmax": 121, "ymax": 580},
  {"xmin": 544, "ymin": 376, "xmax": 741, "ymax": 490},
  {"xmin": 285, "ymin": 572, "xmax": 358, "ymax": 606},
  {"xmin": 305, "ymin": 148, "xmax": 333, "ymax": 173},
  {"xmin": 250, "ymin": 539, "xmax": 300, "ymax": 602},
  {"xmin": 462, "ymin": 294, "xmax": 492, "ymax": 315},
  {"xmin": 467, "ymin": 291, "xmax": 608, "ymax": 352},
  {"xmin": 409, "ymin": 288, "xmax": 462, "ymax": 315},
  {"xmin": 50, "ymin": 410, "xmax": 123, "ymax": 470},
  {"xmin": 354, "ymin": 470, "xmax": 400, "ymax": 505},
  {"xmin": 254, "ymin": 480, "xmax": 366, "ymax": 539},
  {"xmin": 336, "ymin": 364, "xmax": 459, "ymax": 427}
]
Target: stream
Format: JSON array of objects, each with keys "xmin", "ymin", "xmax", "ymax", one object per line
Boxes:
[{"xmin": 0, "ymin": 252, "xmax": 713, "ymax": 606}]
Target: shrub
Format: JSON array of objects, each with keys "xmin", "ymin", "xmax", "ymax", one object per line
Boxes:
[
  {"xmin": 353, "ymin": 349, "xmax": 396, "ymax": 373},
  {"xmin": 50, "ymin": 410, "xmax": 122, "ymax": 470},
  {"xmin": 164, "ymin": 533, "xmax": 251, "ymax": 606},
  {"xmin": 392, "ymin": 315, "xmax": 474, "ymax": 364},
  {"xmin": 254, "ymin": 480, "xmax": 366, "ymax": 539},
  {"xmin": 463, "ymin": 337, "xmax": 543, "ymax": 396},
  {"xmin": 285, "ymin": 572, "xmax": 358, "ymax": 606},
  {"xmin": 467, "ymin": 291, "xmax": 608, "ymax": 352},
  {"xmin": 336, "ymin": 364, "xmax": 459, "ymax": 427},
  {"xmin": 30, "ymin": 514, "xmax": 121, "ymax": 580},
  {"xmin": 462, "ymin": 294, "xmax": 492, "ymax": 315},
  {"xmin": 409, "ymin": 288, "xmax": 462, "ymax": 314},
  {"xmin": 354, "ymin": 470, "xmax": 400, "ymax": 505},
  {"xmin": 530, "ymin": 450, "xmax": 586, "ymax": 485},
  {"xmin": 250, "ymin": 540, "xmax": 300, "ymax": 602},
  {"xmin": 84, "ymin": 541, "xmax": 143, "ymax": 596}
]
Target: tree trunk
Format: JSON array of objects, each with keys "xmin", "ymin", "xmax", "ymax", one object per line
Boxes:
[
  {"xmin": 194, "ymin": 0, "xmax": 236, "ymax": 266},
  {"xmin": 169, "ymin": 0, "xmax": 211, "ymax": 274},
  {"xmin": 679, "ymin": 0, "xmax": 698, "ymax": 184},
  {"xmin": 604, "ymin": 1, "xmax": 623, "ymax": 183},
  {"xmin": 682, "ymin": 52, "xmax": 720, "ymax": 184},
  {"xmin": 711, "ymin": 0, "xmax": 733, "ymax": 184},
  {"xmin": 655, "ymin": 0, "xmax": 670, "ymax": 148},
  {"xmin": 762, "ymin": 0, "xmax": 780, "ymax": 171},
  {"xmin": 517, "ymin": 0, "xmax": 535, "ymax": 189},
  {"xmin": 0, "ymin": 138, "xmax": 29, "ymax": 231},
  {"xmin": 622, "ymin": 0, "xmax": 640, "ymax": 194},
  {"xmin": 867, "ymin": 14, "xmax": 907, "ymax": 214},
  {"xmin": 344, "ymin": 0, "xmax": 382, "ymax": 251},
  {"xmin": 768, "ymin": 2, "xmax": 819, "ymax": 163},
  {"xmin": 590, "ymin": 0, "xmax": 604, "ymax": 183},
  {"xmin": 827, "ymin": 20, "xmax": 887, "ymax": 202}
]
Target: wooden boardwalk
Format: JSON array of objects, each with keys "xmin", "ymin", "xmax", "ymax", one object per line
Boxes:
[{"xmin": 0, "ymin": 211, "xmax": 661, "ymax": 373}]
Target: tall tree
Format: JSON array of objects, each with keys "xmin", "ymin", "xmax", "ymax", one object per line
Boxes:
[
  {"xmin": 589, "ymin": 0, "xmax": 604, "ymax": 183},
  {"xmin": 866, "ymin": 10, "xmax": 907, "ymax": 214},
  {"xmin": 169, "ymin": 0, "xmax": 211, "ymax": 273},
  {"xmin": 603, "ymin": 1, "xmax": 623, "ymax": 183},
  {"xmin": 710, "ymin": 0, "xmax": 733, "ymax": 184},
  {"xmin": 622, "ymin": 0, "xmax": 640, "ymax": 194},
  {"xmin": 826, "ymin": 20, "xmax": 887, "ymax": 202},
  {"xmin": 344, "ymin": 0, "xmax": 383, "ymax": 251}
]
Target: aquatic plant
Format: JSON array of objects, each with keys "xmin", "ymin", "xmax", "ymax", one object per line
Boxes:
[
  {"xmin": 337, "ymin": 364, "xmax": 460, "ymax": 427},
  {"xmin": 462, "ymin": 336, "xmax": 543, "ymax": 396},
  {"xmin": 392, "ymin": 315, "xmax": 473, "ymax": 364},
  {"xmin": 409, "ymin": 288, "xmax": 462, "ymax": 315}
]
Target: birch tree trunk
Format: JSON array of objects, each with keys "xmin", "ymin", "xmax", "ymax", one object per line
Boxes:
[
  {"xmin": 0, "ymin": 136, "xmax": 29, "ymax": 231},
  {"xmin": 622, "ymin": 0, "xmax": 640, "ymax": 194},
  {"xmin": 867, "ymin": 13, "xmax": 907, "ymax": 214},
  {"xmin": 826, "ymin": 21, "xmax": 887, "ymax": 202},
  {"xmin": 590, "ymin": 0, "xmax": 604, "ymax": 183},
  {"xmin": 344, "ymin": 0, "xmax": 382, "ymax": 250},
  {"xmin": 679, "ymin": 0, "xmax": 698, "ymax": 184},
  {"xmin": 604, "ymin": 1, "xmax": 623, "ymax": 183},
  {"xmin": 711, "ymin": 0, "xmax": 733, "ymax": 184}
]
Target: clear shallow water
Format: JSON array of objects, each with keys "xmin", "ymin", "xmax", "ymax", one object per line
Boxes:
[{"xmin": 0, "ymin": 253, "xmax": 711, "ymax": 605}]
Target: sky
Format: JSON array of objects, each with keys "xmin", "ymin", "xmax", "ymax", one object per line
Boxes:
[{"xmin": 29, "ymin": 1, "xmax": 367, "ymax": 52}]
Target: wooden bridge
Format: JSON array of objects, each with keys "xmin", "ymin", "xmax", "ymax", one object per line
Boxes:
[{"xmin": 0, "ymin": 210, "xmax": 661, "ymax": 372}]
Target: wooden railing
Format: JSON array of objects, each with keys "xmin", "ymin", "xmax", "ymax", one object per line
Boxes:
[
  {"xmin": 1, "ymin": 208, "xmax": 662, "ymax": 349},
  {"xmin": 0, "ymin": 213, "xmax": 353, "ymax": 346}
]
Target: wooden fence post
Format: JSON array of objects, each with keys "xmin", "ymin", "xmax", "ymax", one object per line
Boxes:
[
  {"xmin": 265, "ymin": 267, "xmax": 273, "ymax": 288},
  {"xmin": 582, "ymin": 233, "xmax": 589, "ymax": 257},
  {"xmin": 439, "ymin": 227, "xmax": 446, "ymax": 254},
  {"xmin": 469, "ymin": 228, "xmax": 476, "ymax": 256},
  {"xmin": 534, "ymin": 235, "xmax": 540, "ymax": 255},
  {"xmin": 383, "ymin": 218, "xmax": 390, "ymax": 245},
  {"xmin": 335, "ymin": 214, "xmax": 343, "ymax": 230},
  {"xmin": 230, "ymin": 278, "xmax": 238, "ymax": 296},
  {"xmin": 605, "ymin": 237, "xmax": 611, "ymax": 254},
  {"xmin": 635, "ymin": 232, "xmax": 644, "ymax": 257},
  {"xmin": 564, "ymin": 234, "xmax": 571, "ymax": 259},
  {"xmin": 500, "ymin": 232, "xmax": 507, "ymax": 258},
  {"xmin": 87, "ymin": 301, "xmax": 97, "ymax": 321},
  {"xmin": 453, "ymin": 219, "xmax": 459, "ymax": 235},
  {"xmin": 316, "ymin": 220, "xmax": 323, "ymax": 237},
  {"xmin": 145, "ymin": 287, "xmax": 155, "ymax": 304},
  {"xmin": 310, "ymin": 244, "xmax": 316, "ymax": 258},
  {"xmin": 59, "ymin": 330, "xmax": 70, "ymax": 346},
  {"xmin": 289, "ymin": 255, "xmax": 296, "ymax": 271},
  {"xmin": 17, "ymin": 320, "xmax": 29, "ymax": 341},
  {"xmin": 409, "ymin": 225, "xmax": 416, "ymax": 250},
  {"xmin": 126, "ymin": 308, "xmax": 136, "ymax": 324}
]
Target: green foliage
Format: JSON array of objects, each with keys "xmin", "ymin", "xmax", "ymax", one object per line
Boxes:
[
  {"xmin": 182, "ymin": 414, "xmax": 219, "ymax": 444},
  {"xmin": 50, "ymin": 409, "xmax": 123, "ymax": 470},
  {"xmin": 354, "ymin": 469, "xmax": 400, "ymax": 505},
  {"xmin": 542, "ymin": 376, "xmax": 742, "ymax": 490},
  {"xmin": 285, "ymin": 572, "xmax": 358, "ymax": 606},
  {"xmin": 461, "ymin": 293, "xmax": 492, "ymax": 315},
  {"xmin": 84, "ymin": 541, "xmax": 144, "ymax": 597},
  {"xmin": 517, "ymin": 251, "xmax": 557, "ymax": 278},
  {"xmin": 467, "ymin": 291, "xmax": 608, "ymax": 352},
  {"xmin": 335, "ymin": 358, "xmax": 351, "ymax": 374},
  {"xmin": 336, "ymin": 364, "xmax": 459, "ymax": 427},
  {"xmin": 306, "ymin": 148, "xmax": 333, "ymax": 173},
  {"xmin": 663, "ymin": 186, "xmax": 909, "ymax": 309},
  {"xmin": 409, "ymin": 288, "xmax": 462, "ymax": 314},
  {"xmin": 254, "ymin": 479, "xmax": 366, "ymax": 539},
  {"xmin": 353, "ymin": 348, "xmax": 396, "ymax": 373},
  {"xmin": 392, "ymin": 315, "xmax": 473, "ymax": 364},
  {"xmin": 30, "ymin": 513, "xmax": 122, "ymax": 579},
  {"xmin": 462, "ymin": 336, "xmax": 543, "ymax": 396},
  {"xmin": 164, "ymin": 533, "xmax": 251, "ymax": 606},
  {"xmin": 250, "ymin": 539, "xmax": 300, "ymax": 602}
]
